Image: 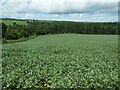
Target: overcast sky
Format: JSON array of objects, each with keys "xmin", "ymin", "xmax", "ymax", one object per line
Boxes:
[{"xmin": 1, "ymin": 0, "xmax": 119, "ymax": 22}]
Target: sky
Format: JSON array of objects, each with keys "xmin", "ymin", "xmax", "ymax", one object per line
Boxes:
[{"xmin": 0, "ymin": 0, "xmax": 119, "ymax": 22}]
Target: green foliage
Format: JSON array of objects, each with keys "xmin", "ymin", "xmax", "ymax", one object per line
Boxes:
[
  {"xmin": 1, "ymin": 23, "xmax": 7, "ymax": 38},
  {"xmin": 2, "ymin": 34, "xmax": 119, "ymax": 89},
  {"xmin": 1, "ymin": 18, "xmax": 118, "ymax": 40},
  {"xmin": 5, "ymin": 29, "xmax": 21, "ymax": 40}
]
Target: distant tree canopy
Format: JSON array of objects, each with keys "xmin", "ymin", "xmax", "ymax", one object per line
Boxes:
[
  {"xmin": 1, "ymin": 19, "xmax": 119, "ymax": 40},
  {"xmin": 2, "ymin": 23, "xmax": 7, "ymax": 38}
]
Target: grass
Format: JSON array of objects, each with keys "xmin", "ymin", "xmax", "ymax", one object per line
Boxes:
[
  {"xmin": 2, "ymin": 34, "xmax": 119, "ymax": 89},
  {"xmin": 1, "ymin": 19, "xmax": 27, "ymax": 25},
  {"xmin": 2, "ymin": 35, "xmax": 37, "ymax": 44}
]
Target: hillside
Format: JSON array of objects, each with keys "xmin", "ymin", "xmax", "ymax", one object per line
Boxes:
[
  {"xmin": 2, "ymin": 34, "xmax": 118, "ymax": 89},
  {"xmin": 1, "ymin": 19, "xmax": 27, "ymax": 25}
]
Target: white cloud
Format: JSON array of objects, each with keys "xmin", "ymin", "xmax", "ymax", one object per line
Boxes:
[
  {"xmin": 30, "ymin": 0, "xmax": 119, "ymax": 2},
  {"xmin": 2, "ymin": 2, "xmax": 28, "ymax": 14},
  {"xmin": 1, "ymin": 0, "xmax": 119, "ymax": 22},
  {"xmin": 2, "ymin": 0, "xmax": 118, "ymax": 14},
  {"xmin": 2, "ymin": 0, "xmax": 30, "ymax": 2},
  {"xmin": 25, "ymin": 13, "xmax": 33, "ymax": 19},
  {"xmin": 98, "ymin": 17, "xmax": 102, "ymax": 19},
  {"xmin": 27, "ymin": 1, "xmax": 118, "ymax": 14}
]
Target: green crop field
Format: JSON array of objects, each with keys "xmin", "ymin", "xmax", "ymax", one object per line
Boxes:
[
  {"xmin": 2, "ymin": 34, "xmax": 119, "ymax": 89},
  {"xmin": 1, "ymin": 19, "xmax": 27, "ymax": 25}
]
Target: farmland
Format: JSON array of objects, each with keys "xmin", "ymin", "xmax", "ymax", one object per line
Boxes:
[
  {"xmin": 2, "ymin": 34, "xmax": 119, "ymax": 89},
  {"xmin": 1, "ymin": 19, "xmax": 27, "ymax": 25}
]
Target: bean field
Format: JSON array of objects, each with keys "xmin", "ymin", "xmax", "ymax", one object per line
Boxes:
[{"xmin": 2, "ymin": 34, "xmax": 119, "ymax": 89}]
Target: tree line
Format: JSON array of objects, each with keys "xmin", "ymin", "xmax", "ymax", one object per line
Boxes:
[{"xmin": 1, "ymin": 19, "xmax": 118, "ymax": 40}]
